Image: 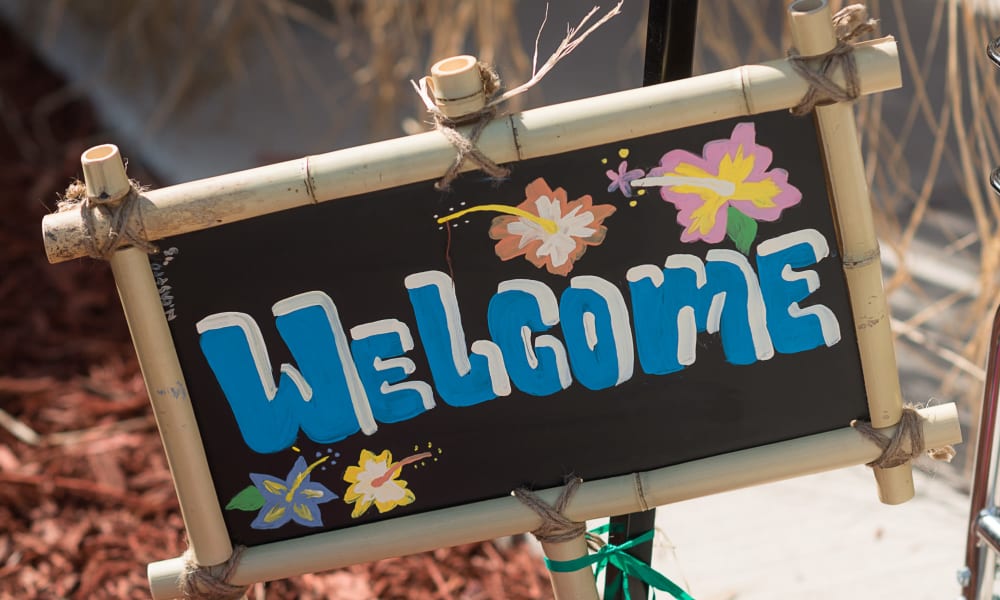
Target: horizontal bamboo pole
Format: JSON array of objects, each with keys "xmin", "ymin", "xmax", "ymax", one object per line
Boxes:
[
  {"xmin": 147, "ymin": 403, "xmax": 960, "ymax": 599},
  {"xmin": 43, "ymin": 38, "xmax": 900, "ymax": 264}
]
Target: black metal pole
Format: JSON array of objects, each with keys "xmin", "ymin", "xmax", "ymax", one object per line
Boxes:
[
  {"xmin": 605, "ymin": 2, "xmax": 698, "ymax": 599},
  {"xmin": 643, "ymin": 0, "xmax": 699, "ymax": 86}
]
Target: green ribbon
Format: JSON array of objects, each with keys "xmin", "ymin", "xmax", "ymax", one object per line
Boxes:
[{"xmin": 544, "ymin": 524, "xmax": 695, "ymax": 600}]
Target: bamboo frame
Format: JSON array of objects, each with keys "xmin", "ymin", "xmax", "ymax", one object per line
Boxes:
[
  {"xmin": 42, "ymin": 36, "xmax": 900, "ymax": 263},
  {"xmin": 49, "ymin": 1, "xmax": 946, "ymax": 596},
  {"xmin": 81, "ymin": 145, "xmax": 232, "ymax": 568},
  {"xmin": 146, "ymin": 404, "xmax": 961, "ymax": 598}
]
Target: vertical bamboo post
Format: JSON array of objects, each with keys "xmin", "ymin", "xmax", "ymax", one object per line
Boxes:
[
  {"xmin": 80, "ymin": 145, "xmax": 234, "ymax": 565},
  {"xmin": 788, "ymin": 0, "xmax": 912, "ymax": 504},
  {"xmin": 541, "ymin": 539, "xmax": 601, "ymax": 600}
]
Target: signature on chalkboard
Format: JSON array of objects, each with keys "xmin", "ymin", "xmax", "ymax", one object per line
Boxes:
[{"xmin": 151, "ymin": 247, "xmax": 180, "ymax": 321}]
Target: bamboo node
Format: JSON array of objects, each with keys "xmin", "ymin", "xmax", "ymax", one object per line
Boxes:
[
  {"xmin": 787, "ymin": 4, "xmax": 877, "ymax": 116},
  {"xmin": 58, "ymin": 178, "xmax": 158, "ymax": 259},
  {"xmin": 513, "ymin": 476, "xmax": 587, "ymax": 544},
  {"xmin": 851, "ymin": 405, "xmax": 956, "ymax": 468},
  {"xmin": 178, "ymin": 545, "xmax": 248, "ymax": 600}
]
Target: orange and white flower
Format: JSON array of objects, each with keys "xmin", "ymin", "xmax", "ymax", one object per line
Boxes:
[{"xmin": 488, "ymin": 178, "xmax": 616, "ymax": 276}]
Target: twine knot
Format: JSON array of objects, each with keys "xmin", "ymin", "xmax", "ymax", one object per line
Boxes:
[
  {"xmin": 178, "ymin": 546, "xmax": 249, "ymax": 600},
  {"xmin": 513, "ymin": 476, "xmax": 587, "ymax": 543},
  {"xmin": 427, "ymin": 62, "xmax": 511, "ymax": 192},
  {"xmin": 412, "ymin": 2, "xmax": 624, "ymax": 191},
  {"xmin": 852, "ymin": 406, "xmax": 955, "ymax": 468},
  {"xmin": 787, "ymin": 4, "xmax": 877, "ymax": 116},
  {"xmin": 58, "ymin": 179, "xmax": 158, "ymax": 259}
]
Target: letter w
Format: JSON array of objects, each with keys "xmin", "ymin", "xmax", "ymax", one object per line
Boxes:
[{"xmin": 196, "ymin": 291, "xmax": 375, "ymax": 454}]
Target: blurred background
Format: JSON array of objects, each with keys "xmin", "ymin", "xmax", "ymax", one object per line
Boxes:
[{"xmin": 1, "ymin": 0, "xmax": 999, "ymax": 597}]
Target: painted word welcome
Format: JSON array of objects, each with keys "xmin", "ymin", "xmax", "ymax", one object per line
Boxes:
[{"xmin": 196, "ymin": 228, "xmax": 840, "ymax": 454}]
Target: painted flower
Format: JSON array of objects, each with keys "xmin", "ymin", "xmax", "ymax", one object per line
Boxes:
[
  {"xmin": 633, "ymin": 122, "xmax": 801, "ymax": 247},
  {"xmin": 606, "ymin": 161, "xmax": 645, "ymax": 198},
  {"xmin": 247, "ymin": 455, "xmax": 337, "ymax": 530},
  {"xmin": 488, "ymin": 178, "xmax": 616, "ymax": 276},
  {"xmin": 343, "ymin": 449, "xmax": 430, "ymax": 519}
]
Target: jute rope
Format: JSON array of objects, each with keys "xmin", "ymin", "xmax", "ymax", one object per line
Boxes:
[
  {"xmin": 427, "ymin": 63, "xmax": 510, "ymax": 192},
  {"xmin": 178, "ymin": 545, "xmax": 249, "ymax": 600},
  {"xmin": 852, "ymin": 406, "xmax": 956, "ymax": 468},
  {"xmin": 787, "ymin": 4, "xmax": 877, "ymax": 116},
  {"xmin": 57, "ymin": 179, "xmax": 158, "ymax": 259},
  {"xmin": 513, "ymin": 476, "xmax": 587, "ymax": 544}
]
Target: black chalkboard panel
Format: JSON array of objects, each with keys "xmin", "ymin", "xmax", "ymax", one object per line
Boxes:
[{"xmin": 151, "ymin": 109, "xmax": 868, "ymax": 547}]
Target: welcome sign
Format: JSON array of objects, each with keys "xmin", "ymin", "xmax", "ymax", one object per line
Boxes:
[
  {"xmin": 46, "ymin": 15, "xmax": 963, "ymax": 594},
  {"xmin": 152, "ymin": 110, "xmax": 868, "ymax": 547}
]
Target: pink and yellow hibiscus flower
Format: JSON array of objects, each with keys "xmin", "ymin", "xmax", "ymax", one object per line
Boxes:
[{"xmin": 639, "ymin": 122, "xmax": 801, "ymax": 245}]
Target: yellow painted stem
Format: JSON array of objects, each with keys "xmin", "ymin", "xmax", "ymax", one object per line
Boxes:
[
  {"xmin": 285, "ymin": 455, "xmax": 330, "ymax": 502},
  {"xmin": 437, "ymin": 204, "xmax": 558, "ymax": 233}
]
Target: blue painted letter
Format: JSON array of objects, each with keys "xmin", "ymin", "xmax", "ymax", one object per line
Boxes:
[
  {"xmin": 488, "ymin": 279, "xmax": 572, "ymax": 396},
  {"xmin": 756, "ymin": 229, "xmax": 841, "ymax": 354},
  {"xmin": 559, "ymin": 276, "xmax": 634, "ymax": 391},
  {"xmin": 197, "ymin": 291, "xmax": 375, "ymax": 454},
  {"xmin": 405, "ymin": 271, "xmax": 510, "ymax": 407},
  {"xmin": 350, "ymin": 319, "xmax": 435, "ymax": 423},
  {"xmin": 627, "ymin": 251, "xmax": 773, "ymax": 374}
]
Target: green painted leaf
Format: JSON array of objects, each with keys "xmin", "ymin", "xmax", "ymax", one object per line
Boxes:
[
  {"xmin": 726, "ymin": 207, "xmax": 757, "ymax": 254},
  {"xmin": 226, "ymin": 485, "xmax": 265, "ymax": 511}
]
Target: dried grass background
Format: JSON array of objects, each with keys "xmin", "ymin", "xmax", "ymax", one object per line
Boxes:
[
  {"xmin": 697, "ymin": 0, "xmax": 1000, "ymax": 482},
  {"xmin": 4, "ymin": 0, "xmax": 1000, "ymax": 597}
]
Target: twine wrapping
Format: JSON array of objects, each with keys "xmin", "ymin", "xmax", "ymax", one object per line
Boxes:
[
  {"xmin": 57, "ymin": 179, "xmax": 158, "ymax": 259},
  {"xmin": 178, "ymin": 545, "xmax": 249, "ymax": 600},
  {"xmin": 787, "ymin": 4, "xmax": 877, "ymax": 116},
  {"xmin": 852, "ymin": 406, "xmax": 956, "ymax": 468},
  {"xmin": 412, "ymin": 1, "xmax": 624, "ymax": 190},
  {"xmin": 426, "ymin": 63, "xmax": 509, "ymax": 191},
  {"xmin": 512, "ymin": 476, "xmax": 587, "ymax": 544}
]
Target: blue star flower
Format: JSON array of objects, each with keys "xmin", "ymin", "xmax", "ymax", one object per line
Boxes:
[{"xmin": 249, "ymin": 455, "xmax": 337, "ymax": 530}]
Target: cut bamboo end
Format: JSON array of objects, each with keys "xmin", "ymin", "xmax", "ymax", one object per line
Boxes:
[
  {"xmin": 80, "ymin": 144, "xmax": 131, "ymax": 201},
  {"xmin": 790, "ymin": 0, "xmax": 837, "ymax": 57},
  {"xmin": 873, "ymin": 464, "xmax": 915, "ymax": 505},
  {"xmin": 429, "ymin": 55, "xmax": 486, "ymax": 118}
]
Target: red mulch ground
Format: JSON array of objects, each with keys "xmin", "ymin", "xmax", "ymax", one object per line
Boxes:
[{"xmin": 0, "ymin": 25, "xmax": 553, "ymax": 600}]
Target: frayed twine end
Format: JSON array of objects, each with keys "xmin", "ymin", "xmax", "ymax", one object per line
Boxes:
[{"xmin": 57, "ymin": 178, "xmax": 158, "ymax": 259}]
